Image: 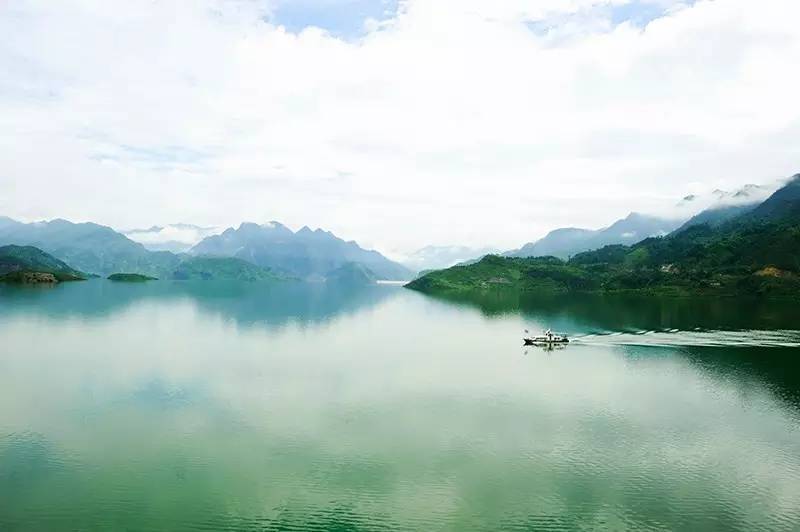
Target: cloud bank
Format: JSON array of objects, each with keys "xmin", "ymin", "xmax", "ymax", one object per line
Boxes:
[{"xmin": 1, "ymin": 0, "xmax": 799, "ymax": 255}]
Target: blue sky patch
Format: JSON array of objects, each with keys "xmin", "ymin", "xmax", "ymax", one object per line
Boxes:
[
  {"xmin": 610, "ymin": 0, "xmax": 696, "ymax": 28},
  {"xmin": 527, "ymin": 0, "xmax": 697, "ymax": 38},
  {"xmin": 269, "ymin": 0, "xmax": 399, "ymax": 39}
]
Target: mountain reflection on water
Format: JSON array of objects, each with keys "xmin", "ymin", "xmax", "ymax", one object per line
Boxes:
[
  {"xmin": 423, "ymin": 289, "xmax": 800, "ymax": 409},
  {"xmin": 1, "ymin": 281, "xmax": 799, "ymax": 530},
  {"xmin": 0, "ymin": 280, "xmax": 397, "ymax": 328}
]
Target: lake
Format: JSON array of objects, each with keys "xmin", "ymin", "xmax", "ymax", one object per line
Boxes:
[{"xmin": 1, "ymin": 281, "xmax": 799, "ymax": 531}]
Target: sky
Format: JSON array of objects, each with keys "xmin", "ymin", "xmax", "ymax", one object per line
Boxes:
[{"xmin": 1, "ymin": 0, "xmax": 799, "ymax": 257}]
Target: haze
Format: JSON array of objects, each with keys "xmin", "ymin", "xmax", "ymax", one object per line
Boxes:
[{"xmin": 1, "ymin": 0, "xmax": 799, "ymax": 257}]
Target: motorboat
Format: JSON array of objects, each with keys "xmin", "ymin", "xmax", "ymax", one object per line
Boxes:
[{"xmin": 523, "ymin": 329, "xmax": 569, "ymax": 345}]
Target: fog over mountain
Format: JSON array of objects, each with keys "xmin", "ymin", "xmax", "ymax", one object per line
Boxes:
[
  {"xmin": 403, "ymin": 246, "xmax": 501, "ymax": 273},
  {"xmin": 506, "ymin": 213, "xmax": 683, "ymax": 260},
  {"xmin": 675, "ymin": 183, "xmax": 774, "ymax": 212},
  {"xmin": 0, "ymin": 216, "xmax": 411, "ymax": 281},
  {"xmin": 410, "ymin": 173, "xmax": 800, "ymax": 297},
  {"xmin": 123, "ymin": 224, "xmax": 222, "ymax": 253},
  {"xmin": 0, "ymin": 217, "xmax": 180, "ymax": 278}
]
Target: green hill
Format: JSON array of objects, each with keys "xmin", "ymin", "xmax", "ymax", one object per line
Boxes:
[
  {"xmin": 171, "ymin": 256, "xmax": 284, "ymax": 281},
  {"xmin": 0, "ymin": 245, "xmax": 86, "ymax": 282},
  {"xmin": 0, "ymin": 218, "xmax": 180, "ymax": 277},
  {"xmin": 408, "ymin": 175, "xmax": 800, "ymax": 298},
  {"xmin": 108, "ymin": 273, "xmax": 158, "ymax": 282},
  {"xmin": 325, "ymin": 262, "xmax": 378, "ymax": 285},
  {"xmin": 745, "ymin": 173, "xmax": 800, "ymax": 222}
]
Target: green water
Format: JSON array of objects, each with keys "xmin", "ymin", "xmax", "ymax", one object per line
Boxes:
[{"xmin": 1, "ymin": 281, "xmax": 799, "ymax": 531}]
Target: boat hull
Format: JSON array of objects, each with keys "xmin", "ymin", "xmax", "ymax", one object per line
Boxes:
[{"xmin": 524, "ymin": 338, "xmax": 569, "ymax": 345}]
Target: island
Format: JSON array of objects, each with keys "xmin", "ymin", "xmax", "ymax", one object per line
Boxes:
[{"xmin": 108, "ymin": 273, "xmax": 158, "ymax": 282}]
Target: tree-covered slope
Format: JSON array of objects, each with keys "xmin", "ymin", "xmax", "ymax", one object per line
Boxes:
[
  {"xmin": 0, "ymin": 245, "xmax": 86, "ymax": 281},
  {"xmin": 0, "ymin": 218, "xmax": 181, "ymax": 277},
  {"xmin": 744, "ymin": 173, "xmax": 800, "ymax": 223},
  {"xmin": 171, "ymin": 256, "xmax": 285, "ymax": 281},
  {"xmin": 325, "ymin": 262, "xmax": 378, "ymax": 285},
  {"xmin": 108, "ymin": 273, "xmax": 158, "ymax": 282},
  {"xmin": 409, "ymin": 175, "xmax": 800, "ymax": 298},
  {"xmin": 408, "ymin": 255, "xmax": 598, "ymax": 293},
  {"xmin": 506, "ymin": 213, "xmax": 682, "ymax": 259}
]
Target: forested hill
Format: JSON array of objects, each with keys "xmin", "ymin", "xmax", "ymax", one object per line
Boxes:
[
  {"xmin": 408, "ymin": 174, "xmax": 800, "ymax": 297},
  {"xmin": 0, "ymin": 245, "xmax": 87, "ymax": 282}
]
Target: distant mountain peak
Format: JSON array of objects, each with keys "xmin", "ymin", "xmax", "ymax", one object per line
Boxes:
[
  {"xmin": 507, "ymin": 212, "xmax": 683, "ymax": 259},
  {"xmin": 190, "ymin": 222, "xmax": 411, "ymax": 281},
  {"xmin": 620, "ymin": 212, "xmax": 652, "ymax": 222},
  {"xmin": 0, "ymin": 217, "xmax": 168, "ymax": 276},
  {"xmin": 733, "ymin": 184, "xmax": 763, "ymax": 198},
  {"xmin": 746, "ymin": 173, "xmax": 800, "ymax": 222}
]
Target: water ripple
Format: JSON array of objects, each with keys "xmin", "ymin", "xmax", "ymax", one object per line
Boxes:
[{"xmin": 573, "ymin": 329, "xmax": 800, "ymax": 348}]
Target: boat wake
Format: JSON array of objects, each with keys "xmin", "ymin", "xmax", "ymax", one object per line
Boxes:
[{"xmin": 570, "ymin": 328, "xmax": 800, "ymax": 348}]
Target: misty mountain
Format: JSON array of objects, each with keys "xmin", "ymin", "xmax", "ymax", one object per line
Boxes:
[
  {"xmin": 190, "ymin": 222, "xmax": 412, "ymax": 281},
  {"xmin": 124, "ymin": 223, "xmax": 221, "ymax": 253},
  {"xmin": 506, "ymin": 213, "xmax": 683, "ymax": 259},
  {"xmin": 403, "ymin": 245, "xmax": 500, "ymax": 272},
  {"xmin": 745, "ymin": 173, "xmax": 800, "ymax": 223},
  {"xmin": 0, "ymin": 216, "xmax": 20, "ymax": 229},
  {"xmin": 324, "ymin": 262, "xmax": 378, "ymax": 285},
  {"xmin": 676, "ymin": 203, "xmax": 758, "ymax": 233},
  {"xmin": 0, "ymin": 218, "xmax": 181, "ymax": 277},
  {"xmin": 676, "ymin": 183, "xmax": 769, "ymax": 209},
  {"xmin": 410, "ymin": 173, "xmax": 800, "ymax": 297}
]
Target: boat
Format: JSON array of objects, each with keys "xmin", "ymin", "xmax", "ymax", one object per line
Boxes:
[{"xmin": 523, "ymin": 329, "xmax": 569, "ymax": 345}]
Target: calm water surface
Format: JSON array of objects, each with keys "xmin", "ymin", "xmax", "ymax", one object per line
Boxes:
[{"xmin": 1, "ymin": 281, "xmax": 799, "ymax": 531}]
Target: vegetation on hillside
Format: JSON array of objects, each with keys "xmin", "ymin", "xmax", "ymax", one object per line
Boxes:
[
  {"xmin": 0, "ymin": 218, "xmax": 181, "ymax": 278},
  {"xmin": 171, "ymin": 256, "xmax": 284, "ymax": 281},
  {"xmin": 408, "ymin": 176, "xmax": 800, "ymax": 298},
  {"xmin": 0, "ymin": 245, "xmax": 87, "ymax": 283},
  {"xmin": 325, "ymin": 262, "xmax": 378, "ymax": 285},
  {"xmin": 108, "ymin": 273, "xmax": 158, "ymax": 282}
]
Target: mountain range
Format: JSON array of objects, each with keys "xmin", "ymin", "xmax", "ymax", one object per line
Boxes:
[
  {"xmin": 0, "ymin": 217, "xmax": 411, "ymax": 282},
  {"xmin": 408, "ymin": 173, "xmax": 800, "ymax": 297},
  {"xmin": 190, "ymin": 222, "xmax": 411, "ymax": 281},
  {"xmin": 0, "ymin": 218, "xmax": 180, "ymax": 278},
  {"xmin": 2, "ymin": 176, "xmax": 792, "ymax": 286},
  {"xmin": 500, "ymin": 181, "xmax": 778, "ymax": 261},
  {"xmin": 505, "ymin": 213, "xmax": 683, "ymax": 260}
]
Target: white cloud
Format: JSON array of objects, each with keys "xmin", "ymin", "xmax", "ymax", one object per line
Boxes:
[
  {"xmin": 1, "ymin": 0, "xmax": 799, "ymax": 256},
  {"xmin": 123, "ymin": 224, "xmax": 222, "ymax": 252}
]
